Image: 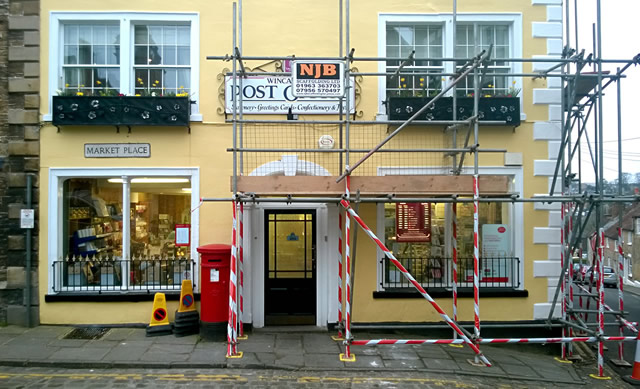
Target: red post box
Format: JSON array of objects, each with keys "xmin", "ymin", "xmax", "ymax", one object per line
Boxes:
[{"xmin": 197, "ymin": 244, "xmax": 231, "ymax": 341}]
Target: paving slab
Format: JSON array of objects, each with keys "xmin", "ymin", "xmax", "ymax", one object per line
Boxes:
[
  {"xmin": 0, "ymin": 345, "xmax": 60, "ymax": 360},
  {"xmin": 382, "ymin": 358, "xmax": 426, "ymax": 369},
  {"xmin": 48, "ymin": 339, "xmax": 89, "ymax": 348},
  {"xmin": 151, "ymin": 334, "xmax": 200, "ymax": 345},
  {"xmin": 346, "ymin": 354, "xmax": 385, "ymax": 369},
  {"xmin": 303, "ymin": 353, "xmax": 345, "ymax": 369},
  {"xmin": 102, "ymin": 328, "xmax": 134, "ymax": 341},
  {"xmin": 22, "ymin": 326, "xmax": 70, "ymax": 338},
  {"xmin": 0, "ymin": 325, "xmax": 29, "ymax": 335},
  {"xmin": 496, "ymin": 362, "xmax": 543, "ymax": 378},
  {"xmin": 187, "ymin": 348, "xmax": 227, "ymax": 363},
  {"xmin": 421, "ymin": 356, "xmax": 459, "ymax": 371},
  {"xmin": 139, "ymin": 349, "xmax": 190, "ymax": 362},
  {"xmin": 49, "ymin": 347, "xmax": 111, "ymax": 362},
  {"xmin": 102, "ymin": 345, "xmax": 149, "ymax": 362}
]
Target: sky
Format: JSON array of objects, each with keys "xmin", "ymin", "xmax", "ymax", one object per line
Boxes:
[{"xmin": 565, "ymin": 0, "xmax": 640, "ymax": 183}]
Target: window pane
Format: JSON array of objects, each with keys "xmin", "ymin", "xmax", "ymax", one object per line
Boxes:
[
  {"xmin": 134, "ymin": 46, "xmax": 147, "ymax": 65},
  {"xmin": 163, "ymin": 46, "xmax": 177, "ymax": 65},
  {"xmin": 177, "ymin": 47, "xmax": 190, "ymax": 65},
  {"xmin": 64, "ymin": 68, "xmax": 78, "ymax": 87},
  {"xmin": 93, "ymin": 25, "xmax": 106, "ymax": 44},
  {"xmin": 64, "ymin": 45, "xmax": 78, "ymax": 64},
  {"xmin": 78, "ymin": 45, "xmax": 91, "ymax": 64},
  {"xmin": 106, "ymin": 45, "xmax": 119, "ymax": 65},
  {"xmin": 149, "ymin": 44, "xmax": 161, "ymax": 65},
  {"xmin": 107, "ymin": 25, "xmax": 120, "ymax": 44},
  {"xmin": 164, "ymin": 68, "xmax": 177, "ymax": 90},
  {"xmin": 177, "ymin": 26, "xmax": 190, "ymax": 45},
  {"xmin": 106, "ymin": 68, "xmax": 120, "ymax": 89},
  {"xmin": 93, "ymin": 45, "xmax": 105, "ymax": 64},
  {"xmin": 177, "ymin": 69, "xmax": 190, "ymax": 90},
  {"xmin": 63, "ymin": 177, "xmax": 123, "ymax": 261},
  {"xmin": 396, "ymin": 27, "xmax": 413, "ymax": 46},
  {"xmin": 134, "ymin": 25, "xmax": 148, "ymax": 44},
  {"xmin": 163, "ymin": 25, "xmax": 177, "ymax": 45},
  {"xmin": 386, "ymin": 27, "xmax": 399, "ymax": 45},
  {"xmin": 149, "ymin": 26, "xmax": 163, "ymax": 45},
  {"xmin": 129, "ymin": 178, "xmax": 192, "ymax": 287},
  {"xmin": 79, "ymin": 25, "xmax": 92, "ymax": 44},
  {"xmin": 64, "ymin": 25, "xmax": 78, "ymax": 44}
]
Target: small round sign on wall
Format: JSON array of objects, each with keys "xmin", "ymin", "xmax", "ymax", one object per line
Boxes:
[
  {"xmin": 318, "ymin": 135, "xmax": 335, "ymax": 149},
  {"xmin": 498, "ymin": 226, "xmax": 506, "ymax": 233}
]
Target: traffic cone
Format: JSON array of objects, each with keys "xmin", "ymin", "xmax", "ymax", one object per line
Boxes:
[
  {"xmin": 173, "ymin": 279, "xmax": 199, "ymax": 337},
  {"xmin": 146, "ymin": 293, "xmax": 173, "ymax": 337},
  {"xmin": 623, "ymin": 333, "xmax": 640, "ymax": 385}
]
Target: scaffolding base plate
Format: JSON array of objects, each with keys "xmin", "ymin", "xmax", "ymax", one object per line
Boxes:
[
  {"xmin": 449, "ymin": 344, "xmax": 464, "ymax": 348},
  {"xmin": 225, "ymin": 351, "xmax": 244, "ymax": 359},
  {"xmin": 339, "ymin": 353, "xmax": 356, "ymax": 362},
  {"xmin": 237, "ymin": 335, "xmax": 248, "ymax": 340},
  {"xmin": 554, "ymin": 357, "xmax": 573, "ymax": 364},
  {"xmin": 331, "ymin": 335, "xmax": 344, "ymax": 341},
  {"xmin": 588, "ymin": 374, "xmax": 611, "ymax": 380},
  {"xmin": 611, "ymin": 359, "xmax": 632, "ymax": 367},
  {"xmin": 467, "ymin": 358, "xmax": 488, "ymax": 367}
]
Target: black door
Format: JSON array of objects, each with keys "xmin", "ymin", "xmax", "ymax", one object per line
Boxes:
[{"xmin": 264, "ymin": 210, "xmax": 316, "ymax": 325}]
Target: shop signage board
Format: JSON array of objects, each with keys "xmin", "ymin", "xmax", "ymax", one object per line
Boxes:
[
  {"xmin": 20, "ymin": 209, "xmax": 34, "ymax": 229},
  {"xmin": 481, "ymin": 224, "xmax": 511, "ymax": 283},
  {"xmin": 84, "ymin": 143, "xmax": 150, "ymax": 158},
  {"xmin": 175, "ymin": 224, "xmax": 190, "ymax": 247},
  {"xmin": 292, "ymin": 61, "xmax": 345, "ymax": 97},
  {"xmin": 225, "ymin": 75, "xmax": 355, "ymax": 114}
]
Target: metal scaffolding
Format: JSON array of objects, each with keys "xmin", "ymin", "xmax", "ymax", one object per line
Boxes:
[{"xmin": 205, "ymin": 0, "xmax": 640, "ymax": 377}]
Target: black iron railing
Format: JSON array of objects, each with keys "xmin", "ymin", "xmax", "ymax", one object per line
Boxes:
[
  {"xmin": 382, "ymin": 257, "xmax": 520, "ymax": 289},
  {"xmin": 52, "ymin": 256, "xmax": 195, "ymax": 293}
]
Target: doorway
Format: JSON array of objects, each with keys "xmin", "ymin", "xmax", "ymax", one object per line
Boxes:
[{"xmin": 264, "ymin": 210, "xmax": 316, "ymax": 325}]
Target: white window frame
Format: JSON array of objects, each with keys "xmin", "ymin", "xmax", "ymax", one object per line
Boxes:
[
  {"xmin": 47, "ymin": 167, "xmax": 201, "ymax": 294},
  {"xmin": 375, "ymin": 166, "xmax": 524, "ymax": 291},
  {"xmin": 377, "ymin": 13, "xmax": 523, "ymax": 119},
  {"xmin": 46, "ymin": 11, "xmax": 202, "ymax": 121}
]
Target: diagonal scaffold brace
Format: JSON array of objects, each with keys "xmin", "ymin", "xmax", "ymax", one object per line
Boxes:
[{"xmin": 339, "ymin": 198, "xmax": 491, "ymax": 367}]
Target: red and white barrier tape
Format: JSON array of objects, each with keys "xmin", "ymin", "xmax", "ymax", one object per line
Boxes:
[
  {"xmin": 227, "ymin": 201, "xmax": 238, "ymax": 357},
  {"xmin": 344, "ymin": 176, "xmax": 352, "ymax": 359},
  {"xmin": 473, "ymin": 175, "xmax": 480, "ymax": 339},
  {"xmin": 618, "ymin": 227, "xmax": 626, "ymax": 361},
  {"xmin": 337, "ymin": 211, "xmax": 343, "ymax": 339},
  {"xmin": 238, "ymin": 202, "xmax": 244, "ymax": 337},
  {"xmin": 452, "ymin": 202, "xmax": 458, "ymax": 338},
  {"xmin": 351, "ymin": 336, "xmax": 636, "ymax": 346},
  {"xmin": 597, "ymin": 228, "xmax": 605, "ymax": 377}
]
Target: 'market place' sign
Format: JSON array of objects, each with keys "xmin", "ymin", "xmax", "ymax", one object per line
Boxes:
[
  {"xmin": 85, "ymin": 143, "xmax": 151, "ymax": 158},
  {"xmin": 225, "ymin": 75, "xmax": 355, "ymax": 115}
]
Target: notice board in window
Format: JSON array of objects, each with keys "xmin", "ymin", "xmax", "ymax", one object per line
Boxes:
[{"xmin": 396, "ymin": 203, "xmax": 431, "ymax": 242}]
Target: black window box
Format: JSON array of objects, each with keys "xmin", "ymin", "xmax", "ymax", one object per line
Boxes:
[
  {"xmin": 387, "ymin": 96, "xmax": 521, "ymax": 126},
  {"xmin": 52, "ymin": 96, "xmax": 191, "ymax": 127}
]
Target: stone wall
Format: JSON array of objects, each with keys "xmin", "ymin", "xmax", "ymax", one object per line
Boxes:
[{"xmin": 0, "ymin": 0, "xmax": 40, "ymax": 326}]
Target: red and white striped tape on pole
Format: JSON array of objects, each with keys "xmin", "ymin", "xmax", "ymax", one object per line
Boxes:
[
  {"xmin": 597, "ymin": 228, "xmax": 605, "ymax": 377},
  {"xmin": 227, "ymin": 201, "xmax": 238, "ymax": 357},
  {"xmin": 340, "ymin": 199, "xmax": 491, "ymax": 366},
  {"xmin": 337, "ymin": 211, "xmax": 344, "ymax": 339},
  {"xmin": 560, "ymin": 203, "xmax": 567, "ymax": 360},
  {"xmin": 567, "ymin": 203, "xmax": 575, "ymax": 357},
  {"xmin": 238, "ymin": 202, "xmax": 244, "ymax": 337},
  {"xmin": 618, "ymin": 227, "xmax": 626, "ymax": 361},
  {"xmin": 343, "ymin": 175, "xmax": 353, "ymax": 360},
  {"xmin": 351, "ymin": 336, "xmax": 636, "ymax": 346},
  {"xmin": 452, "ymin": 202, "xmax": 458, "ymax": 339},
  {"xmin": 473, "ymin": 174, "xmax": 480, "ymax": 340}
]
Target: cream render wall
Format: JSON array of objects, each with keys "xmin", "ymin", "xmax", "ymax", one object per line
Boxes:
[{"xmin": 39, "ymin": 0, "xmax": 555, "ymax": 324}]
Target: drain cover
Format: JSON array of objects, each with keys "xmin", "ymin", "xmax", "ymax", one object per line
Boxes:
[{"xmin": 63, "ymin": 327, "xmax": 110, "ymax": 340}]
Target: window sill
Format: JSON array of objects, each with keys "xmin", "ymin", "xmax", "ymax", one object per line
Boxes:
[
  {"xmin": 373, "ymin": 288, "xmax": 528, "ymax": 299},
  {"xmin": 45, "ymin": 292, "xmax": 201, "ymax": 302}
]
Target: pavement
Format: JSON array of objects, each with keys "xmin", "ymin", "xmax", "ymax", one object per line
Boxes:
[{"xmin": 0, "ymin": 323, "xmax": 633, "ymax": 387}]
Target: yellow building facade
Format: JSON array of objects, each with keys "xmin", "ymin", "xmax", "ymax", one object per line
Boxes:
[{"xmin": 38, "ymin": 0, "xmax": 564, "ymax": 328}]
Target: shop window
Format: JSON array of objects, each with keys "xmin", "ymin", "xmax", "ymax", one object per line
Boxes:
[
  {"xmin": 47, "ymin": 12, "xmax": 200, "ymax": 120},
  {"xmin": 55, "ymin": 176, "xmax": 194, "ymax": 292},
  {"xmin": 381, "ymin": 201, "xmax": 519, "ymax": 290}
]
